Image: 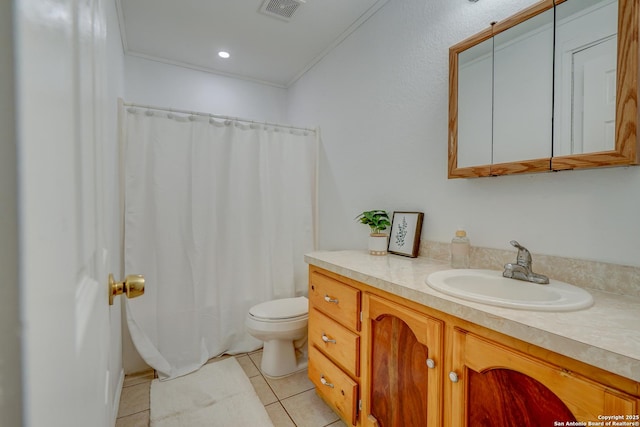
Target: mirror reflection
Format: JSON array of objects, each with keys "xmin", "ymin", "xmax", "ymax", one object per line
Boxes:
[
  {"xmin": 553, "ymin": 0, "xmax": 618, "ymax": 156},
  {"xmin": 493, "ymin": 9, "xmax": 554, "ymax": 164},
  {"xmin": 457, "ymin": 38, "xmax": 493, "ymax": 168}
]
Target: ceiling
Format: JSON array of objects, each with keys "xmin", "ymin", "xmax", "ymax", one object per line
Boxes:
[{"xmin": 116, "ymin": 0, "xmax": 389, "ymax": 88}]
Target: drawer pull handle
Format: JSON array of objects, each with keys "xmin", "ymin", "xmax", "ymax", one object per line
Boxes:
[
  {"xmin": 324, "ymin": 295, "xmax": 339, "ymax": 304},
  {"xmin": 321, "ymin": 334, "xmax": 337, "ymax": 344},
  {"xmin": 320, "ymin": 375, "xmax": 334, "ymax": 388},
  {"xmin": 449, "ymin": 371, "xmax": 459, "ymax": 383},
  {"xmin": 426, "ymin": 358, "xmax": 435, "ymax": 369}
]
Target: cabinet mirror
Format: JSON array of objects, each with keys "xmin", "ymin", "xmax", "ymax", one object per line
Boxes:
[
  {"xmin": 448, "ymin": 0, "xmax": 639, "ymax": 179},
  {"xmin": 457, "ymin": 36, "xmax": 493, "ymax": 173},
  {"xmin": 492, "ymin": 7, "xmax": 553, "ymax": 171},
  {"xmin": 552, "ymin": 0, "xmax": 620, "ymax": 166}
]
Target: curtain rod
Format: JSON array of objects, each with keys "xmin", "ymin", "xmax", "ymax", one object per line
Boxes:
[{"xmin": 122, "ymin": 101, "xmax": 317, "ymax": 133}]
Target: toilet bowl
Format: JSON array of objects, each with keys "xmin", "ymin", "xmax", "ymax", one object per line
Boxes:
[{"xmin": 245, "ymin": 296, "xmax": 309, "ymax": 378}]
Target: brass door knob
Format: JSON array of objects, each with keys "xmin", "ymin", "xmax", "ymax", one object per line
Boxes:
[{"xmin": 109, "ymin": 274, "xmax": 145, "ymax": 305}]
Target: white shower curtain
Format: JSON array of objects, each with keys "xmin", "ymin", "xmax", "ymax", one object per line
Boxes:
[{"xmin": 122, "ymin": 107, "xmax": 317, "ymax": 380}]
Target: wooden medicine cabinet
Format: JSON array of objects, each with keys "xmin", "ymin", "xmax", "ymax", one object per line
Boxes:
[{"xmin": 448, "ymin": 0, "xmax": 639, "ymax": 178}]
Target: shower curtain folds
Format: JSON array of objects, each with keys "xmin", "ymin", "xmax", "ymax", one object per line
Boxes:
[{"xmin": 122, "ymin": 103, "xmax": 317, "ymax": 380}]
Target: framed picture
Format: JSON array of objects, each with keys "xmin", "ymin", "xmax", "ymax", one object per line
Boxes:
[{"xmin": 388, "ymin": 212, "xmax": 424, "ymax": 257}]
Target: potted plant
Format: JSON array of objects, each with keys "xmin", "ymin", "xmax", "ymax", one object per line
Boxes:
[{"xmin": 355, "ymin": 210, "xmax": 391, "ymax": 255}]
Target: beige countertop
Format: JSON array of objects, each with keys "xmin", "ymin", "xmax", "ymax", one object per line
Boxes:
[{"xmin": 305, "ymin": 250, "xmax": 640, "ymax": 383}]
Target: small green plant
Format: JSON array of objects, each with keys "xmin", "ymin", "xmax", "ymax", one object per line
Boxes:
[{"xmin": 355, "ymin": 210, "xmax": 391, "ymax": 234}]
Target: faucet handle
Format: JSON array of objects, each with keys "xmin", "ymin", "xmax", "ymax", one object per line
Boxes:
[
  {"xmin": 506, "ymin": 241, "xmax": 549, "ymax": 284},
  {"xmin": 510, "ymin": 240, "xmax": 532, "ymax": 267},
  {"xmin": 510, "ymin": 240, "xmax": 525, "ymax": 250}
]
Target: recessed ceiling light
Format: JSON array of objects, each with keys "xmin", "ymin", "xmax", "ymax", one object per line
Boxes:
[{"xmin": 218, "ymin": 51, "xmax": 230, "ymax": 59}]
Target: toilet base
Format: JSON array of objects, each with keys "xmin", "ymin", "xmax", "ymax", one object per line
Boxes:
[{"xmin": 260, "ymin": 339, "xmax": 308, "ymax": 378}]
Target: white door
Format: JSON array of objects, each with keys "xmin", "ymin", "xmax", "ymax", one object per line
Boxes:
[
  {"xmin": 574, "ymin": 38, "xmax": 616, "ymax": 153},
  {"xmin": 17, "ymin": 0, "xmax": 116, "ymax": 425}
]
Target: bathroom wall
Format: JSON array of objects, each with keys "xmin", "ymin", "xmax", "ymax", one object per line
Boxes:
[
  {"xmin": 120, "ymin": 0, "xmax": 640, "ymax": 275},
  {"xmin": 124, "ymin": 55, "xmax": 290, "ymax": 124},
  {"xmin": 287, "ymin": 0, "xmax": 640, "ymax": 268}
]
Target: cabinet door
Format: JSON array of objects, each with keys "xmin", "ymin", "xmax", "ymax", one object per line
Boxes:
[
  {"xmin": 450, "ymin": 329, "xmax": 639, "ymax": 426},
  {"xmin": 362, "ymin": 294, "xmax": 443, "ymax": 427}
]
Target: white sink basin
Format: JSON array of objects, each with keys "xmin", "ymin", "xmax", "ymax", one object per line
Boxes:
[{"xmin": 426, "ymin": 269, "xmax": 593, "ymax": 311}]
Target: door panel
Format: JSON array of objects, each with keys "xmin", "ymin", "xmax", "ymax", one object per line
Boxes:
[
  {"xmin": 17, "ymin": 0, "xmax": 112, "ymax": 425},
  {"xmin": 362, "ymin": 294, "xmax": 443, "ymax": 427},
  {"xmin": 451, "ymin": 330, "xmax": 639, "ymax": 426},
  {"xmin": 579, "ymin": 38, "xmax": 617, "ymax": 153},
  {"xmin": 370, "ymin": 314, "xmax": 429, "ymax": 427},
  {"xmin": 467, "ymin": 368, "xmax": 576, "ymax": 425}
]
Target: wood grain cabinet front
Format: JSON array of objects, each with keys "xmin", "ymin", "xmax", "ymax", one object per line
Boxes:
[
  {"xmin": 308, "ymin": 345, "xmax": 359, "ymax": 426},
  {"xmin": 308, "ymin": 267, "xmax": 363, "ymax": 426},
  {"xmin": 308, "ymin": 307, "xmax": 360, "ymax": 377},
  {"xmin": 449, "ymin": 329, "xmax": 639, "ymax": 426},
  {"xmin": 309, "ymin": 269, "xmax": 361, "ymax": 331},
  {"xmin": 361, "ymin": 293, "xmax": 444, "ymax": 427}
]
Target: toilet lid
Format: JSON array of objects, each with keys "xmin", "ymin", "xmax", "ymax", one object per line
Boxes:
[{"xmin": 249, "ymin": 296, "xmax": 308, "ymax": 320}]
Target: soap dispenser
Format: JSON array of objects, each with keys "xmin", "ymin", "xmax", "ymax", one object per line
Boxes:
[{"xmin": 451, "ymin": 229, "xmax": 470, "ymax": 269}]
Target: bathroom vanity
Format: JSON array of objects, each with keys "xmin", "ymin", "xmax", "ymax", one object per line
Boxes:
[{"xmin": 305, "ymin": 251, "xmax": 640, "ymax": 426}]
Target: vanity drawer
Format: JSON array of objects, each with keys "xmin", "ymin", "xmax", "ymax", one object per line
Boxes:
[
  {"xmin": 309, "ymin": 271, "xmax": 361, "ymax": 331},
  {"xmin": 308, "ymin": 345, "xmax": 359, "ymax": 426},
  {"xmin": 309, "ymin": 308, "xmax": 360, "ymax": 377}
]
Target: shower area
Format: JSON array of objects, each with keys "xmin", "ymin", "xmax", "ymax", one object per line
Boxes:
[{"xmin": 120, "ymin": 102, "xmax": 318, "ymax": 380}]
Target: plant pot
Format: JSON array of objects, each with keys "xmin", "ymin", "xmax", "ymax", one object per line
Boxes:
[{"xmin": 368, "ymin": 233, "xmax": 388, "ymax": 256}]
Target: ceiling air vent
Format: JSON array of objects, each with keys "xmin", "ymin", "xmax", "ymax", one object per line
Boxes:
[{"xmin": 259, "ymin": 0, "xmax": 305, "ymax": 22}]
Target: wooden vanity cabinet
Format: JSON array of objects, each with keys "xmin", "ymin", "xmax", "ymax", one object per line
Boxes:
[
  {"xmin": 308, "ymin": 267, "xmax": 362, "ymax": 425},
  {"xmin": 360, "ymin": 293, "xmax": 444, "ymax": 427},
  {"xmin": 449, "ymin": 329, "xmax": 639, "ymax": 427},
  {"xmin": 307, "ymin": 266, "xmax": 640, "ymax": 427}
]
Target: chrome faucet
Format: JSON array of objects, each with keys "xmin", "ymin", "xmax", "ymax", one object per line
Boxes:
[{"xmin": 503, "ymin": 240, "xmax": 549, "ymax": 285}]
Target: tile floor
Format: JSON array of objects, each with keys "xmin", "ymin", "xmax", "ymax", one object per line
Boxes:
[{"xmin": 115, "ymin": 350, "xmax": 347, "ymax": 427}]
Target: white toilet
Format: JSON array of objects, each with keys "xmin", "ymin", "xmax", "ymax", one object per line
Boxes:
[{"xmin": 245, "ymin": 296, "xmax": 309, "ymax": 378}]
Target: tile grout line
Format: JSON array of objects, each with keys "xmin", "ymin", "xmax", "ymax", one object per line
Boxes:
[
  {"xmin": 245, "ymin": 352, "xmax": 299, "ymax": 426},
  {"xmin": 116, "ymin": 409, "xmax": 149, "ymax": 420},
  {"xmin": 116, "ymin": 351, "xmax": 340, "ymax": 427}
]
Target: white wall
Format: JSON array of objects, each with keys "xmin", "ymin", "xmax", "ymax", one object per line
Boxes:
[
  {"xmin": 124, "ymin": 55, "xmax": 289, "ymax": 123},
  {"xmin": 287, "ymin": 0, "xmax": 640, "ymax": 269}
]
